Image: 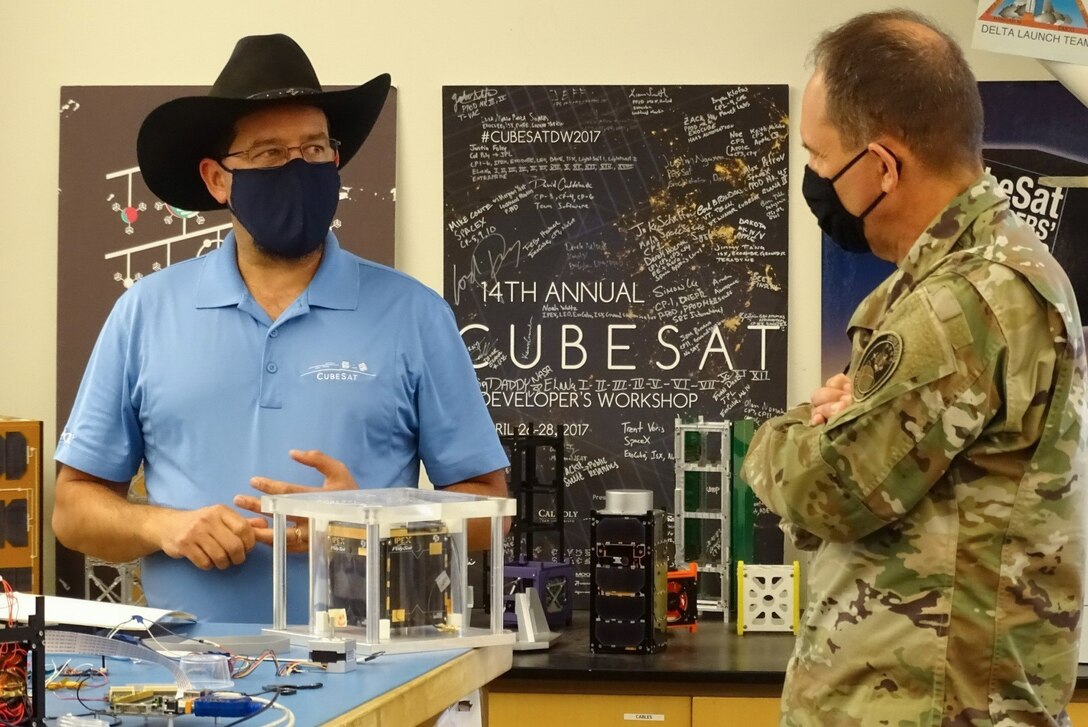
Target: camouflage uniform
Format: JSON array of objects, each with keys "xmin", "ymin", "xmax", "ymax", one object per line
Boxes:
[{"xmin": 743, "ymin": 175, "xmax": 1087, "ymax": 726}]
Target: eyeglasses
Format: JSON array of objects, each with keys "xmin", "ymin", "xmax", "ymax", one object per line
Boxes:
[{"xmin": 221, "ymin": 138, "xmax": 341, "ymax": 169}]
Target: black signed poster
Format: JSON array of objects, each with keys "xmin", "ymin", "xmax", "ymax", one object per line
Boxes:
[{"xmin": 443, "ymin": 85, "xmax": 789, "ymax": 597}]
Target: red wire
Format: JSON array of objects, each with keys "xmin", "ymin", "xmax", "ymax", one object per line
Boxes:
[{"xmin": 0, "ymin": 578, "xmax": 29, "ymax": 725}]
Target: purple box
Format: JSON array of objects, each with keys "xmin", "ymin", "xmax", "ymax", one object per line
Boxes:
[{"xmin": 503, "ymin": 561, "xmax": 574, "ymax": 630}]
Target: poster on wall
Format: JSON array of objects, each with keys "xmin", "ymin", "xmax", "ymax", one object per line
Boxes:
[
  {"xmin": 442, "ymin": 84, "xmax": 789, "ymax": 598},
  {"xmin": 55, "ymin": 86, "xmax": 398, "ymax": 596},
  {"xmin": 973, "ymin": 0, "xmax": 1088, "ymax": 65},
  {"xmin": 821, "ymin": 80, "xmax": 1088, "ymax": 382}
]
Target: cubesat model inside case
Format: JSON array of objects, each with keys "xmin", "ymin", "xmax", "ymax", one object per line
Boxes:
[
  {"xmin": 262, "ymin": 487, "xmax": 516, "ymax": 655},
  {"xmin": 327, "ymin": 521, "xmax": 452, "ymax": 630}
]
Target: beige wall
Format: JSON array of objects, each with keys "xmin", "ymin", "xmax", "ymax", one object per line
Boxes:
[{"xmin": 0, "ymin": 1, "xmax": 1050, "ymax": 592}]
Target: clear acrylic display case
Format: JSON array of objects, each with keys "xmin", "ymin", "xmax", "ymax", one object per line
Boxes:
[{"xmin": 261, "ymin": 487, "xmax": 516, "ymax": 654}]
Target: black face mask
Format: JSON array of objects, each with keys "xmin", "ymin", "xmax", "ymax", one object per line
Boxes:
[
  {"xmin": 227, "ymin": 158, "xmax": 341, "ymax": 260},
  {"xmin": 802, "ymin": 148, "xmax": 898, "ymax": 254}
]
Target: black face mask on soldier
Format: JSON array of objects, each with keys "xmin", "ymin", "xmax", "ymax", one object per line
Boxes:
[{"xmin": 801, "ymin": 147, "xmax": 899, "ymax": 255}]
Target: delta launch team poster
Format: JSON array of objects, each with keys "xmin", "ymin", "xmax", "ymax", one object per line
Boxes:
[
  {"xmin": 974, "ymin": 0, "xmax": 1088, "ymax": 65},
  {"xmin": 443, "ymin": 85, "xmax": 789, "ymax": 589}
]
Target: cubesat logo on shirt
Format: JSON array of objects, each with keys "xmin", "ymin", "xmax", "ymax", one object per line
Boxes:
[{"xmin": 301, "ymin": 360, "xmax": 376, "ymax": 382}]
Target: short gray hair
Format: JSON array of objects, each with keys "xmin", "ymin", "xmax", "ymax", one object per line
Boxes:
[{"xmin": 811, "ymin": 9, "xmax": 983, "ymax": 172}]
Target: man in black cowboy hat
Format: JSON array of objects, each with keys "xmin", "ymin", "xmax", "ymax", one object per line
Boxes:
[{"xmin": 52, "ymin": 35, "xmax": 509, "ymax": 623}]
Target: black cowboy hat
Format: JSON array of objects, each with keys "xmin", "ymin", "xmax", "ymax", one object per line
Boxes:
[{"xmin": 137, "ymin": 34, "xmax": 390, "ymax": 212}]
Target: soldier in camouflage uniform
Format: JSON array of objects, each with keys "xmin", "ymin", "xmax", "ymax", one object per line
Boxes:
[{"xmin": 742, "ymin": 10, "xmax": 1087, "ymax": 727}]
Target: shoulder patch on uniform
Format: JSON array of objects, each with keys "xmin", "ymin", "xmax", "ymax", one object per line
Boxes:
[{"xmin": 852, "ymin": 331, "xmax": 903, "ymax": 401}]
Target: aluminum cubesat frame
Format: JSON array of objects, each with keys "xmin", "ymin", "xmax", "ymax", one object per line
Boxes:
[{"xmin": 673, "ymin": 417, "xmax": 732, "ymax": 615}]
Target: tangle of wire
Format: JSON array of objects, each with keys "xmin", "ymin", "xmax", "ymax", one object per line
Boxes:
[
  {"xmin": 73, "ymin": 675, "xmax": 118, "ymax": 725},
  {"xmin": 230, "ymin": 649, "xmax": 324, "ymax": 679},
  {"xmin": 105, "ymin": 614, "xmax": 225, "ymax": 658},
  {"xmin": 99, "ymin": 615, "xmax": 304, "ymax": 724},
  {"xmin": 0, "ymin": 579, "xmax": 29, "ymax": 727},
  {"xmin": 69, "ymin": 673, "xmax": 293, "ymax": 727},
  {"xmin": 105, "ymin": 615, "xmax": 322, "ymax": 676}
]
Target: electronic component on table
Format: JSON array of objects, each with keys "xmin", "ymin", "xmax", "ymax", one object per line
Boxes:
[
  {"xmin": 308, "ymin": 636, "xmax": 356, "ymax": 673},
  {"xmin": 107, "ymin": 685, "xmax": 262, "ymax": 718}
]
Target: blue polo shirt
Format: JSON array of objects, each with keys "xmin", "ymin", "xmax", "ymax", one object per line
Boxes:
[{"xmin": 56, "ymin": 233, "xmax": 508, "ymax": 623}]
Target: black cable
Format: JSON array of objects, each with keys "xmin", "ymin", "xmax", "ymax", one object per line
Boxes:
[
  {"xmin": 73, "ymin": 675, "xmax": 110, "ymax": 721},
  {"xmin": 222, "ymin": 688, "xmax": 279, "ymax": 727},
  {"xmin": 260, "ymin": 682, "xmax": 322, "ymax": 694}
]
